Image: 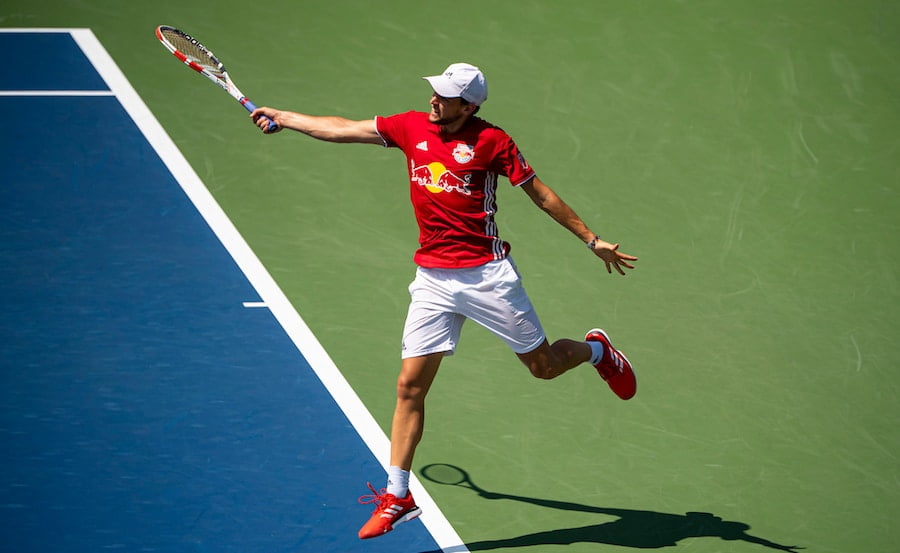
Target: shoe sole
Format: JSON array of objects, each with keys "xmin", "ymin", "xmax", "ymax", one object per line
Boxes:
[{"xmin": 392, "ymin": 506, "xmax": 422, "ymax": 529}]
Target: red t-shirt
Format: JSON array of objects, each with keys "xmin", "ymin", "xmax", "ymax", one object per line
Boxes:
[{"xmin": 375, "ymin": 110, "xmax": 536, "ymax": 269}]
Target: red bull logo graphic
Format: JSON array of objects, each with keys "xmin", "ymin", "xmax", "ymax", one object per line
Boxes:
[
  {"xmin": 452, "ymin": 143, "xmax": 475, "ymax": 164},
  {"xmin": 411, "ymin": 161, "xmax": 472, "ymax": 195}
]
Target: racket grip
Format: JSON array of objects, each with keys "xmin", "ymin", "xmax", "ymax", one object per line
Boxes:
[{"xmin": 242, "ymin": 98, "xmax": 277, "ymax": 132}]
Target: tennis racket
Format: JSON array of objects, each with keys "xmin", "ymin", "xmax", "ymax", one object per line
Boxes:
[{"xmin": 155, "ymin": 25, "xmax": 276, "ymax": 131}]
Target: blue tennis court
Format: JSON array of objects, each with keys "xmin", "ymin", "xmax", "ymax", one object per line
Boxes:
[{"xmin": 0, "ymin": 29, "xmax": 457, "ymax": 552}]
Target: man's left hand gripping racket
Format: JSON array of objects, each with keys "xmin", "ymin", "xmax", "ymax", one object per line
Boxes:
[{"xmin": 155, "ymin": 25, "xmax": 276, "ymax": 132}]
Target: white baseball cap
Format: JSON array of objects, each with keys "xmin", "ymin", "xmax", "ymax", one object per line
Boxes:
[{"xmin": 423, "ymin": 63, "xmax": 488, "ymax": 105}]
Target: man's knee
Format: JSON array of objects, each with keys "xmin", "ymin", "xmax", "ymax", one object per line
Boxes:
[
  {"xmin": 518, "ymin": 341, "xmax": 556, "ymax": 379},
  {"xmin": 528, "ymin": 363, "xmax": 557, "ymax": 380},
  {"xmin": 396, "ymin": 374, "xmax": 425, "ymax": 400},
  {"xmin": 519, "ymin": 339, "xmax": 585, "ymax": 380},
  {"xmin": 396, "ymin": 353, "xmax": 443, "ymax": 401}
]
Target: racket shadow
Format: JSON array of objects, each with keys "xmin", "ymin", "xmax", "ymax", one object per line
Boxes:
[{"xmin": 418, "ymin": 463, "xmax": 802, "ymax": 552}]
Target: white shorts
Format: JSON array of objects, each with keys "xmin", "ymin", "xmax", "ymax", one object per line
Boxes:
[{"xmin": 401, "ymin": 257, "xmax": 546, "ymax": 358}]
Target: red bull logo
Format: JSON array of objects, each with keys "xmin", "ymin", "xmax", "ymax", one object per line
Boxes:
[
  {"xmin": 452, "ymin": 143, "xmax": 475, "ymax": 164},
  {"xmin": 411, "ymin": 161, "xmax": 472, "ymax": 195}
]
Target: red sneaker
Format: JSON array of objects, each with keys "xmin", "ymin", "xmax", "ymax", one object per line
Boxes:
[
  {"xmin": 585, "ymin": 328, "xmax": 636, "ymax": 400},
  {"xmin": 357, "ymin": 483, "xmax": 422, "ymax": 539}
]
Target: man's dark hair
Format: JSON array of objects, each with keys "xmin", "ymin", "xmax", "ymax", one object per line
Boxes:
[{"xmin": 460, "ymin": 98, "xmax": 481, "ymax": 116}]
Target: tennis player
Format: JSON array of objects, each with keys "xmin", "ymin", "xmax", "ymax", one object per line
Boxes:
[{"xmin": 251, "ymin": 62, "xmax": 638, "ymax": 540}]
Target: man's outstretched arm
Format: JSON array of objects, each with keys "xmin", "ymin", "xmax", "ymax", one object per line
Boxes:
[
  {"xmin": 250, "ymin": 107, "xmax": 383, "ymax": 144},
  {"xmin": 520, "ymin": 176, "xmax": 637, "ymax": 275}
]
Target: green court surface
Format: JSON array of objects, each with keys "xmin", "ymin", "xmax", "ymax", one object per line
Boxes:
[{"xmin": 5, "ymin": 1, "xmax": 898, "ymax": 551}]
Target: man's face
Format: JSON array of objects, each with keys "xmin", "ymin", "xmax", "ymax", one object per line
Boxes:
[{"xmin": 428, "ymin": 93, "xmax": 469, "ymax": 126}]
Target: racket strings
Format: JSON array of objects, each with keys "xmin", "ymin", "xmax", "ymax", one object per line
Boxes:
[{"xmin": 160, "ymin": 29, "xmax": 224, "ymax": 77}]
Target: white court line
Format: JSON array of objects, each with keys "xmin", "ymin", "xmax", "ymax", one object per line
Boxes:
[
  {"xmin": 25, "ymin": 27, "xmax": 469, "ymax": 552},
  {"xmin": 0, "ymin": 28, "xmax": 78, "ymax": 32},
  {"xmin": 0, "ymin": 90, "xmax": 114, "ymax": 96}
]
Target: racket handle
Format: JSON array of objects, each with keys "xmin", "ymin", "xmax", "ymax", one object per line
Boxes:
[{"xmin": 242, "ymin": 98, "xmax": 277, "ymax": 132}]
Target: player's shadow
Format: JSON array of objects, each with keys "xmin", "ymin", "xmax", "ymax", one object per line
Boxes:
[{"xmin": 418, "ymin": 463, "xmax": 802, "ymax": 552}]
